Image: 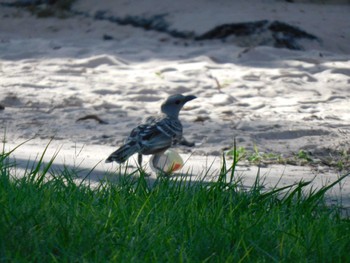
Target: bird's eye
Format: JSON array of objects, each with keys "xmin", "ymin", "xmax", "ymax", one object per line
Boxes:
[{"xmin": 175, "ymin": 100, "xmax": 181, "ymax": 105}]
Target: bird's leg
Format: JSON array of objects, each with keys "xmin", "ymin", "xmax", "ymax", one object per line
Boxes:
[
  {"xmin": 179, "ymin": 137, "xmax": 195, "ymax": 147},
  {"xmin": 137, "ymin": 153, "xmax": 143, "ymax": 167}
]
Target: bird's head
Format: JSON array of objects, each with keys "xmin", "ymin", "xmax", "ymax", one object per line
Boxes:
[{"xmin": 161, "ymin": 94, "xmax": 197, "ymax": 118}]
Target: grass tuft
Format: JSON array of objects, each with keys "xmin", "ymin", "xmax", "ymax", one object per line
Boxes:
[
  {"xmin": 227, "ymin": 144, "xmax": 350, "ymax": 171},
  {"xmin": 0, "ymin": 143, "xmax": 349, "ymax": 262}
]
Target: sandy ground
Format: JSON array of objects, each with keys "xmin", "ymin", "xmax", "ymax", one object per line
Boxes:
[{"xmin": 0, "ymin": 1, "xmax": 349, "ymax": 206}]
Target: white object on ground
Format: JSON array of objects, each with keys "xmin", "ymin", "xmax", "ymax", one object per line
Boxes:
[{"xmin": 150, "ymin": 149, "xmax": 184, "ymax": 173}]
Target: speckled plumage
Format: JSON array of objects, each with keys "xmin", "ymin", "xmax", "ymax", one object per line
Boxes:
[{"xmin": 106, "ymin": 94, "xmax": 196, "ymax": 165}]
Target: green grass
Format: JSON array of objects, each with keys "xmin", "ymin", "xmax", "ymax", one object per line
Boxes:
[
  {"xmin": 0, "ymin": 144, "xmax": 349, "ymax": 262},
  {"xmin": 227, "ymin": 145, "xmax": 350, "ymax": 171}
]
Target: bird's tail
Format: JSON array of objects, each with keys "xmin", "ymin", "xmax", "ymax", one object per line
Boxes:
[{"xmin": 105, "ymin": 142, "xmax": 139, "ymax": 163}]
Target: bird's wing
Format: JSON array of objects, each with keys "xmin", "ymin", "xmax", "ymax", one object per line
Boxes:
[
  {"xmin": 156, "ymin": 117, "xmax": 183, "ymax": 141},
  {"xmin": 125, "ymin": 116, "xmax": 182, "ymax": 154}
]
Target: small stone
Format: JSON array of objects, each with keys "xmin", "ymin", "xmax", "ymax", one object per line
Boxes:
[{"xmin": 103, "ymin": 34, "xmax": 114, "ymax": 40}]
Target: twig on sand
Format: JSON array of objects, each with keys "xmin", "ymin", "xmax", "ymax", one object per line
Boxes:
[
  {"xmin": 76, "ymin": 114, "xmax": 108, "ymax": 125},
  {"xmin": 213, "ymin": 77, "xmax": 222, "ymax": 91},
  {"xmin": 207, "ymin": 74, "xmax": 222, "ymax": 91}
]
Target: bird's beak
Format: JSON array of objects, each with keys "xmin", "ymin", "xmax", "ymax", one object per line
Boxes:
[{"xmin": 184, "ymin": 95, "xmax": 197, "ymax": 102}]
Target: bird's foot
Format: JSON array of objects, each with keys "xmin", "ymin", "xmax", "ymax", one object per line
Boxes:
[{"xmin": 179, "ymin": 138, "xmax": 195, "ymax": 147}]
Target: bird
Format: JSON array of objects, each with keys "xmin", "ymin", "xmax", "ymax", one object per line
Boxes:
[{"xmin": 106, "ymin": 94, "xmax": 196, "ymax": 166}]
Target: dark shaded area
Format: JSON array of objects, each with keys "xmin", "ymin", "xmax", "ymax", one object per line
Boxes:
[
  {"xmin": 197, "ymin": 20, "xmax": 270, "ymax": 39},
  {"xmin": 196, "ymin": 20, "xmax": 319, "ymax": 50},
  {"xmin": 1, "ymin": 1, "xmax": 319, "ymax": 50},
  {"xmin": 0, "ymin": 0, "xmax": 71, "ymax": 7},
  {"xmin": 93, "ymin": 11, "xmax": 194, "ymax": 39},
  {"xmin": 0, "ymin": 0, "xmax": 75, "ymax": 17},
  {"xmin": 92, "ymin": 11, "xmax": 319, "ymax": 50}
]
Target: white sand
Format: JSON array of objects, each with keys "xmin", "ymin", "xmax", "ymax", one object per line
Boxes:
[{"xmin": 0, "ymin": 0, "xmax": 349, "ymax": 204}]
